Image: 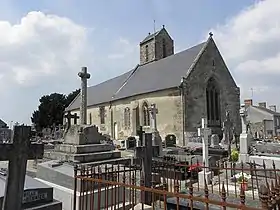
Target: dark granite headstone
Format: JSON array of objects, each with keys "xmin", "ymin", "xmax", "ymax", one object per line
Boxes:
[{"xmin": 0, "ymin": 174, "xmax": 62, "ymax": 210}]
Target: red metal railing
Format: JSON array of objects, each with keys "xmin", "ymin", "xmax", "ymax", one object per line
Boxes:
[{"xmin": 73, "ymin": 158, "xmax": 280, "ymax": 210}]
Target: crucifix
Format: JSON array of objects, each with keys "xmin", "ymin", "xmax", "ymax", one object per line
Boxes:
[
  {"xmin": 198, "ymin": 118, "xmax": 212, "ymax": 172},
  {"xmin": 148, "ymin": 103, "xmax": 162, "ymax": 156},
  {"xmin": 148, "ymin": 103, "xmax": 158, "ymax": 132},
  {"xmin": 1, "ymin": 126, "xmax": 44, "ymax": 210},
  {"xmin": 135, "ymin": 132, "xmax": 153, "ymax": 205},
  {"xmin": 78, "ymin": 67, "xmax": 91, "ymax": 125}
]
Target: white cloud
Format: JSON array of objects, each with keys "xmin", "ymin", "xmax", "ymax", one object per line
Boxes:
[
  {"xmin": 0, "ymin": 11, "xmax": 91, "ymax": 124},
  {"xmin": 108, "ymin": 37, "xmax": 137, "ymax": 60},
  {"xmin": 0, "ymin": 11, "xmax": 88, "ymax": 87},
  {"xmin": 212, "ymin": 0, "xmax": 280, "ymax": 105}
]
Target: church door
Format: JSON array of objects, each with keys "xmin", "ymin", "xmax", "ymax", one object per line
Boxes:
[
  {"xmin": 206, "ymin": 77, "xmax": 221, "ymax": 128},
  {"xmin": 113, "ymin": 122, "xmax": 118, "ymax": 140}
]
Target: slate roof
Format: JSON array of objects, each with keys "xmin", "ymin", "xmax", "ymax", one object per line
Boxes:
[
  {"xmin": 66, "ymin": 39, "xmax": 208, "ymax": 111},
  {"xmin": 140, "ymin": 29, "xmax": 162, "ymax": 44},
  {"xmin": 0, "ymin": 119, "xmax": 7, "ymax": 128},
  {"xmin": 253, "ymin": 106, "xmax": 280, "ymax": 116}
]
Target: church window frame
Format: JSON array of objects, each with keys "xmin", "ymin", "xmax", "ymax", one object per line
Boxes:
[
  {"xmin": 145, "ymin": 45, "xmax": 149, "ymax": 62},
  {"xmin": 99, "ymin": 106, "xmax": 106, "ymax": 124},
  {"xmin": 162, "ymin": 38, "xmax": 166, "ymax": 58},
  {"xmin": 206, "ymin": 77, "xmax": 221, "ymax": 126},
  {"xmin": 142, "ymin": 102, "xmax": 150, "ymax": 126},
  {"xmin": 124, "ymin": 107, "xmax": 131, "ymax": 129}
]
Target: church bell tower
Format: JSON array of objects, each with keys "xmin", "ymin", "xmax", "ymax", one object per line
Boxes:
[{"xmin": 139, "ymin": 25, "xmax": 174, "ymax": 65}]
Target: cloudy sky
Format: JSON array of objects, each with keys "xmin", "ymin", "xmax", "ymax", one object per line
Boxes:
[{"xmin": 0, "ymin": 0, "xmax": 279, "ymax": 125}]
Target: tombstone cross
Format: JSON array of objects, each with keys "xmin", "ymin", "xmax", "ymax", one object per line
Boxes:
[
  {"xmin": 198, "ymin": 118, "xmax": 211, "ymax": 172},
  {"xmin": 78, "ymin": 67, "xmax": 91, "ymax": 125},
  {"xmin": 64, "ymin": 111, "xmax": 80, "ymax": 126},
  {"xmin": 135, "ymin": 133, "xmax": 153, "ymax": 205},
  {"xmin": 1, "ymin": 126, "xmax": 44, "ymax": 210}
]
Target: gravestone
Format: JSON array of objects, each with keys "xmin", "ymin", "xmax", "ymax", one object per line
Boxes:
[
  {"xmin": 210, "ymin": 134, "xmax": 220, "ymax": 148},
  {"xmin": 0, "ymin": 172, "xmax": 62, "ymax": 210},
  {"xmin": 239, "ymin": 104, "xmax": 252, "ymax": 163},
  {"xmin": 197, "ymin": 118, "xmax": 212, "ymax": 186},
  {"xmin": 148, "ymin": 103, "xmax": 162, "ymax": 156},
  {"xmin": 0, "ymin": 126, "xmax": 44, "ymax": 210}
]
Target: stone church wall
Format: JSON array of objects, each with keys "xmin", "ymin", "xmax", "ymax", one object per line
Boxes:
[
  {"xmin": 183, "ymin": 38, "xmax": 241, "ymax": 141},
  {"xmin": 70, "ymin": 88, "xmax": 183, "ymax": 143}
]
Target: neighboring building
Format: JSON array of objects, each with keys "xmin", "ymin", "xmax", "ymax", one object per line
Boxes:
[
  {"xmin": 66, "ymin": 26, "xmax": 241, "ymax": 146},
  {"xmin": 245, "ymin": 99, "xmax": 280, "ymax": 139},
  {"xmin": 0, "ymin": 119, "xmax": 11, "ymax": 143}
]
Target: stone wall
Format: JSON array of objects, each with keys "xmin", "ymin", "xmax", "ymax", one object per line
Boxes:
[
  {"xmin": 183, "ymin": 38, "xmax": 241, "ymax": 139},
  {"xmin": 71, "ymin": 88, "xmax": 183, "ymax": 144},
  {"xmin": 140, "ymin": 28, "xmax": 174, "ymax": 65},
  {"xmin": 140, "ymin": 39, "xmax": 156, "ymax": 65},
  {"xmin": 155, "ymin": 29, "xmax": 174, "ymax": 61}
]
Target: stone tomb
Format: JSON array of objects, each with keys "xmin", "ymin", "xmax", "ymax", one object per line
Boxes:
[
  {"xmin": 0, "ymin": 171, "xmax": 62, "ymax": 210},
  {"xmin": 36, "ymin": 160, "xmax": 131, "ymax": 210},
  {"xmin": 44, "ymin": 125, "xmax": 121, "ymax": 163}
]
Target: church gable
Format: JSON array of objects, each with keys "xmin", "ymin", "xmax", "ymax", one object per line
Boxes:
[{"xmin": 184, "ymin": 35, "xmax": 241, "ymax": 135}]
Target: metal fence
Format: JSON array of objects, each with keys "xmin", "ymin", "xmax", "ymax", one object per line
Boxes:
[{"xmin": 73, "ymin": 158, "xmax": 280, "ymax": 210}]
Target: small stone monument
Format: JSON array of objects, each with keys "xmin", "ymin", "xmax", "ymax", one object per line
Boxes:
[
  {"xmin": 197, "ymin": 118, "xmax": 212, "ymax": 186},
  {"xmin": 210, "ymin": 134, "xmax": 220, "ymax": 148},
  {"xmin": 239, "ymin": 104, "xmax": 252, "ymax": 163}
]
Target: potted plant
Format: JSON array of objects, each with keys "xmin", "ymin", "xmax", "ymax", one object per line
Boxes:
[{"xmin": 236, "ymin": 173, "xmax": 251, "ymax": 191}]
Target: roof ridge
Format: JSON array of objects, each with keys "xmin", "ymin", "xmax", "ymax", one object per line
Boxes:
[
  {"xmin": 185, "ymin": 37, "xmax": 212, "ymax": 79},
  {"xmin": 112, "ymin": 64, "xmax": 140, "ymax": 99}
]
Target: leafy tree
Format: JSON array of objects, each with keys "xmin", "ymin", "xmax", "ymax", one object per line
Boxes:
[{"xmin": 31, "ymin": 89, "xmax": 80, "ymax": 131}]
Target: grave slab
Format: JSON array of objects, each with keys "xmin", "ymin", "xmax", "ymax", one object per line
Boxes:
[{"xmin": 0, "ymin": 173, "xmax": 62, "ymax": 210}]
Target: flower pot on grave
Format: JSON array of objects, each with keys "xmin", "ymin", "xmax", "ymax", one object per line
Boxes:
[{"xmin": 240, "ymin": 182, "xmax": 248, "ymax": 191}]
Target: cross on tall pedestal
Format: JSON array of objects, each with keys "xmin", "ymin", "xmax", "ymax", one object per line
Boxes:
[
  {"xmin": 198, "ymin": 118, "xmax": 212, "ymax": 172},
  {"xmin": 135, "ymin": 133, "xmax": 153, "ymax": 205},
  {"xmin": 1, "ymin": 126, "xmax": 44, "ymax": 210},
  {"xmin": 78, "ymin": 67, "xmax": 91, "ymax": 125}
]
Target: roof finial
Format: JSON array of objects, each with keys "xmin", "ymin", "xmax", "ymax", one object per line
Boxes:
[
  {"xmin": 162, "ymin": 24, "xmax": 165, "ymax": 28},
  {"xmin": 209, "ymin": 32, "xmax": 213, "ymax": 37}
]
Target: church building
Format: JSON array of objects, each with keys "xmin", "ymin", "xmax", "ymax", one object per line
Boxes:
[{"xmin": 66, "ymin": 26, "xmax": 241, "ymax": 146}]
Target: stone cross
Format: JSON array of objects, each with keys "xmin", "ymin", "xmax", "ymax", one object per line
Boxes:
[
  {"xmin": 65, "ymin": 111, "xmax": 80, "ymax": 126},
  {"xmin": 198, "ymin": 118, "xmax": 211, "ymax": 172},
  {"xmin": 78, "ymin": 67, "xmax": 91, "ymax": 125},
  {"xmin": 1, "ymin": 126, "xmax": 44, "ymax": 210},
  {"xmin": 135, "ymin": 133, "xmax": 153, "ymax": 205},
  {"xmin": 148, "ymin": 103, "xmax": 162, "ymax": 156}
]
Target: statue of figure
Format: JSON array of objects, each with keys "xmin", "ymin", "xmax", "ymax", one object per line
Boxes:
[{"xmin": 240, "ymin": 104, "xmax": 248, "ymax": 134}]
